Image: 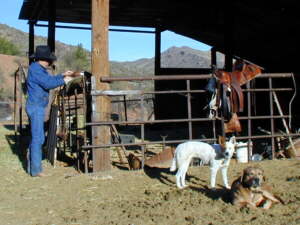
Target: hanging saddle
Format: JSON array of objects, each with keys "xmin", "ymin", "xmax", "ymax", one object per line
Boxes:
[{"xmin": 207, "ymin": 60, "xmax": 262, "ymax": 133}]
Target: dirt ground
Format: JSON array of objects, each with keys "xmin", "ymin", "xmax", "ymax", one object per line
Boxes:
[{"xmin": 0, "ymin": 124, "xmax": 300, "ymax": 225}]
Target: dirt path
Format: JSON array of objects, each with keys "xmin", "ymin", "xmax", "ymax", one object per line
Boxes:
[{"xmin": 0, "ymin": 125, "xmax": 299, "ymax": 225}]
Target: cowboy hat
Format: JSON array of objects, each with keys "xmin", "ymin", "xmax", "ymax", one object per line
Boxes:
[{"xmin": 30, "ymin": 45, "xmax": 57, "ymax": 62}]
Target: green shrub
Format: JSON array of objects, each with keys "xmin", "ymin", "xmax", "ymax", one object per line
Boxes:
[
  {"xmin": 0, "ymin": 36, "xmax": 21, "ymax": 56},
  {"xmin": 61, "ymin": 43, "xmax": 90, "ymax": 71}
]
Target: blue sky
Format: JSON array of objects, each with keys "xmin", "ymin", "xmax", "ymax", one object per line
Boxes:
[{"xmin": 0, "ymin": 0, "xmax": 211, "ymax": 62}]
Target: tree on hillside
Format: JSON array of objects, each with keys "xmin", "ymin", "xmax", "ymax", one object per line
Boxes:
[
  {"xmin": 61, "ymin": 44, "xmax": 90, "ymax": 71},
  {"xmin": 0, "ymin": 37, "xmax": 21, "ymax": 56}
]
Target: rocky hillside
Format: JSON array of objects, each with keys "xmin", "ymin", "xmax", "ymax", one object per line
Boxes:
[
  {"xmin": 0, "ymin": 23, "xmax": 224, "ymax": 76},
  {"xmin": 0, "ymin": 24, "xmax": 225, "ymax": 120},
  {"xmin": 111, "ymin": 46, "xmax": 224, "ymax": 76},
  {"xmin": 0, "ymin": 23, "xmax": 78, "ymax": 59},
  {"xmin": 0, "ymin": 24, "xmax": 225, "ymax": 98}
]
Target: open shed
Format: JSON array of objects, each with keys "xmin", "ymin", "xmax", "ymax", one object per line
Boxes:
[
  {"xmin": 19, "ymin": 0, "xmax": 300, "ymax": 71},
  {"xmin": 19, "ymin": 0, "xmax": 300, "ymax": 172}
]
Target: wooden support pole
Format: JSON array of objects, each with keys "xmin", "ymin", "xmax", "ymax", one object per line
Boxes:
[
  {"xmin": 211, "ymin": 47, "xmax": 217, "ymax": 142},
  {"xmin": 91, "ymin": 0, "xmax": 111, "ymax": 171},
  {"xmin": 47, "ymin": 0, "xmax": 56, "ymax": 52},
  {"xmin": 224, "ymin": 3, "xmax": 234, "ymax": 72},
  {"xmin": 123, "ymin": 95, "xmax": 128, "ymax": 121},
  {"xmin": 29, "ymin": 21, "xmax": 35, "ymax": 64},
  {"xmin": 211, "ymin": 47, "xmax": 217, "ymax": 68},
  {"xmin": 154, "ymin": 27, "xmax": 161, "ymax": 75},
  {"xmin": 18, "ymin": 68, "xmax": 23, "ymax": 144},
  {"xmin": 154, "ymin": 27, "xmax": 162, "ymax": 119}
]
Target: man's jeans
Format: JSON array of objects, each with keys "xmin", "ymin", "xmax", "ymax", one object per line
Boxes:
[{"xmin": 26, "ymin": 104, "xmax": 45, "ymax": 176}]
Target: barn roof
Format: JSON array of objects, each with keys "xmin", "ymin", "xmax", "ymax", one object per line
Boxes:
[{"xmin": 19, "ymin": 0, "xmax": 300, "ymax": 72}]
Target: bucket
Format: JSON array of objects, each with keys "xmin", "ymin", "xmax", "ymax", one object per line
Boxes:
[{"xmin": 236, "ymin": 142, "xmax": 250, "ymax": 163}]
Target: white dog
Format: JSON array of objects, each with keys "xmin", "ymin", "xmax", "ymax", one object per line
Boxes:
[{"xmin": 170, "ymin": 136, "xmax": 236, "ymax": 189}]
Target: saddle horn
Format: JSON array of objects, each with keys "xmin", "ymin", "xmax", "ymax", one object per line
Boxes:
[{"xmin": 233, "ymin": 56, "xmax": 265, "ymax": 70}]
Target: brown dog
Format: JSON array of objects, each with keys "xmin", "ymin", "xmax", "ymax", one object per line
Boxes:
[
  {"xmin": 230, "ymin": 166, "xmax": 284, "ymax": 209},
  {"xmin": 127, "ymin": 153, "xmax": 142, "ymax": 170}
]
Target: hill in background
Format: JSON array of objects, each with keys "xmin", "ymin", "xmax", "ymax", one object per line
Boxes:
[
  {"xmin": 0, "ymin": 23, "xmax": 225, "ymax": 101},
  {"xmin": 0, "ymin": 23, "xmax": 224, "ymax": 74}
]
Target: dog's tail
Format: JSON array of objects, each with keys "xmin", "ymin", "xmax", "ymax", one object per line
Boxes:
[{"xmin": 170, "ymin": 153, "xmax": 177, "ymax": 172}]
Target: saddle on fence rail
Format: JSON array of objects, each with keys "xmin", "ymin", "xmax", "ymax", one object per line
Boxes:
[{"xmin": 208, "ymin": 59, "xmax": 262, "ymax": 133}]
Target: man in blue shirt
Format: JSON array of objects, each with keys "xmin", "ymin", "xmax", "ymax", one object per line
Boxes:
[{"xmin": 26, "ymin": 45, "xmax": 75, "ymax": 177}]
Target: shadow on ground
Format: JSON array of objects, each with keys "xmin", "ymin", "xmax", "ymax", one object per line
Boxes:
[
  {"xmin": 189, "ymin": 184, "xmax": 232, "ymax": 203},
  {"xmin": 5, "ymin": 125, "xmax": 29, "ymax": 172},
  {"xmin": 143, "ymin": 166, "xmax": 177, "ymax": 187},
  {"xmin": 143, "ymin": 165, "xmax": 232, "ymax": 203}
]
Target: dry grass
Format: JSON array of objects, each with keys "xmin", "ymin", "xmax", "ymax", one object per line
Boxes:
[{"xmin": 0, "ymin": 124, "xmax": 300, "ymax": 225}]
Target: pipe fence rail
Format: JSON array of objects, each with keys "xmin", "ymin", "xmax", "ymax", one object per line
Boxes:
[{"xmin": 79, "ymin": 73, "xmax": 299, "ymax": 168}]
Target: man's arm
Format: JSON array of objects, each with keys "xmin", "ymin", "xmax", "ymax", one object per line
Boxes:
[{"xmin": 33, "ymin": 69, "xmax": 65, "ymax": 90}]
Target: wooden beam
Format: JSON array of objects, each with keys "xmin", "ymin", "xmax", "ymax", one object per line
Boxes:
[
  {"xmin": 29, "ymin": 21, "xmax": 35, "ymax": 64},
  {"xmin": 154, "ymin": 27, "xmax": 161, "ymax": 75},
  {"xmin": 47, "ymin": 0, "xmax": 56, "ymax": 52},
  {"xmin": 224, "ymin": 2, "xmax": 234, "ymax": 72},
  {"xmin": 91, "ymin": 0, "xmax": 111, "ymax": 171},
  {"xmin": 211, "ymin": 47, "xmax": 216, "ymax": 67}
]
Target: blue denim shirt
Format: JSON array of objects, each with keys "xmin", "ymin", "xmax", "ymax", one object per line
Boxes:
[{"xmin": 26, "ymin": 62, "xmax": 65, "ymax": 107}]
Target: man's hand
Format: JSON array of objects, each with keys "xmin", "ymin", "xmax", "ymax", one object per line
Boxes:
[{"xmin": 63, "ymin": 70, "xmax": 74, "ymax": 77}]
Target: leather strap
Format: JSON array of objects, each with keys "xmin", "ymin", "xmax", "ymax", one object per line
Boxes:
[{"xmin": 231, "ymin": 75, "xmax": 244, "ymax": 112}]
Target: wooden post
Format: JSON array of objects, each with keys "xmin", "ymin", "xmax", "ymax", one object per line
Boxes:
[
  {"xmin": 211, "ymin": 47, "xmax": 217, "ymax": 67},
  {"xmin": 29, "ymin": 21, "xmax": 35, "ymax": 64},
  {"xmin": 154, "ymin": 27, "xmax": 161, "ymax": 119},
  {"xmin": 154, "ymin": 27, "xmax": 161, "ymax": 75},
  {"xmin": 123, "ymin": 95, "xmax": 128, "ymax": 121},
  {"xmin": 18, "ymin": 67, "xmax": 23, "ymax": 144},
  {"xmin": 47, "ymin": 0, "xmax": 56, "ymax": 52},
  {"xmin": 224, "ymin": 3, "xmax": 233, "ymax": 72},
  {"xmin": 211, "ymin": 47, "xmax": 217, "ymax": 142},
  {"xmin": 14, "ymin": 69, "xmax": 18, "ymax": 138},
  {"xmin": 91, "ymin": 0, "xmax": 111, "ymax": 171}
]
